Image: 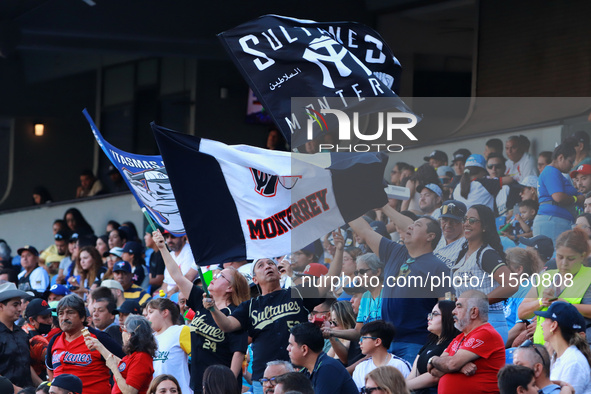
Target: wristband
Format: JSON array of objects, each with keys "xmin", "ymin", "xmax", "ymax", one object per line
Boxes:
[
  {"xmin": 574, "ymin": 196, "xmax": 578, "ymax": 204},
  {"xmin": 538, "ymin": 298, "xmax": 543, "ymax": 307}
]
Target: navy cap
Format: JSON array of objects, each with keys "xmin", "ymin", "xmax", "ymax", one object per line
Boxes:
[
  {"xmin": 25, "ymin": 298, "xmax": 52, "ymax": 319},
  {"xmin": 49, "ymin": 283, "xmax": 71, "ymax": 296},
  {"xmin": 116, "ymin": 300, "xmax": 141, "ymax": 315},
  {"xmin": 440, "ymin": 200, "xmax": 467, "ymax": 222},
  {"xmin": 122, "ymin": 241, "xmax": 143, "ymax": 256},
  {"xmin": 52, "ymin": 374, "xmax": 83, "ymax": 394},
  {"xmin": 69, "ymin": 233, "xmax": 79, "ymax": 242},
  {"xmin": 519, "ymin": 235, "xmax": 554, "ymax": 262},
  {"xmin": 534, "ymin": 301, "xmax": 585, "ymax": 332},
  {"xmin": 113, "ymin": 260, "xmax": 132, "ymax": 273},
  {"xmin": 424, "ymin": 150, "xmax": 448, "ymax": 163},
  {"xmin": 17, "ymin": 245, "xmax": 39, "ymax": 256},
  {"xmin": 452, "ymin": 148, "xmax": 471, "ymax": 163},
  {"xmin": 54, "ymin": 230, "xmax": 71, "ymax": 241}
]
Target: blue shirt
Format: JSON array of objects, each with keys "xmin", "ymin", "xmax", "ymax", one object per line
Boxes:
[
  {"xmin": 379, "ymin": 238, "xmax": 452, "ymax": 344},
  {"xmin": 538, "ymin": 165, "xmax": 578, "ymax": 221},
  {"xmin": 309, "ymin": 352, "xmax": 358, "ymax": 394},
  {"xmin": 356, "ymin": 289, "xmax": 383, "ymax": 323}
]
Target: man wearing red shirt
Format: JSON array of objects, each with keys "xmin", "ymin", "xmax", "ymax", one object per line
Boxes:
[
  {"xmin": 45, "ymin": 295, "xmax": 124, "ymax": 394},
  {"xmin": 428, "ymin": 290, "xmax": 505, "ymax": 394}
]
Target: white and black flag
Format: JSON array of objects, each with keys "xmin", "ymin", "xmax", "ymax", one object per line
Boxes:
[{"xmin": 218, "ymin": 15, "xmax": 414, "ymax": 149}]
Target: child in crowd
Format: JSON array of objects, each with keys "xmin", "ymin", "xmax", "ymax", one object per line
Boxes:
[
  {"xmin": 501, "ymin": 200, "xmax": 537, "ymax": 244},
  {"xmin": 352, "ymin": 320, "xmax": 411, "ymax": 390},
  {"xmin": 497, "ymin": 364, "xmax": 539, "ymax": 394}
]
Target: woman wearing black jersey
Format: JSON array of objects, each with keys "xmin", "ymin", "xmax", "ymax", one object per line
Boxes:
[{"xmin": 154, "ymin": 230, "xmax": 250, "ymax": 393}]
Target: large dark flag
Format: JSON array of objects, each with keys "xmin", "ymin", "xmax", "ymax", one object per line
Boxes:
[
  {"xmin": 152, "ymin": 123, "xmax": 388, "ymax": 266},
  {"xmin": 82, "ymin": 109, "xmax": 185, "ymax": 235},
  {"xmin": 218, "ymin": 15, "xmax": 414, "ymax": 148}
]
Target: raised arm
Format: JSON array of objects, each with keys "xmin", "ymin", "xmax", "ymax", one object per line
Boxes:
[
  {"xmin": 382, "ymin": 204, "xmax": 413, "ymax": 232},
  {"xmin": 348, "ymin": 217, "xmax": 384, "ymax": 258},
  {"xmin": 153, "ymin": 230, "xmax": 193, "ymax": 298},
  {"xmin": 317, "ymin": 231, "xmax": 345, "ymax": 297}
]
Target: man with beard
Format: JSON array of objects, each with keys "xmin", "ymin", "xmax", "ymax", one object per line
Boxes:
[
  {"xmin": 45, "ymin": 294, "xmax": 124, "ymax": 394},
  {"xmin": 427, "ymin": 290, "xmax": 505, "ymax": 394}
]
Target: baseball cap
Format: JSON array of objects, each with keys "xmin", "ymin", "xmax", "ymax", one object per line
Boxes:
[
  {"xmin": 519, "ymin": 235, "xmax": 554, "ymax": 262},
  {"xmin": 113, "ymin": 260, "xmax": 132, "ymax": 273},
  {"xmin": 295, "ymin": 263, "xmax": 328, "ymax": 277},
  {"xmin": 452, "ymin": 148, "xmax": 471, "ymax": 163},
  {"xmin": 25, "ymin": 298, "xmax": 52, "ymax": 319},
  {"xmin": 54, "ymin": 230, "xmax": 71, "ymax": 241},
  {"xmin": 105, "ymin": 247, "xmax": 123, "ymax": 259},
  {"xmin": 518, "ymin": 175, "xmax": 538, "ymax": 188},
  {"xmin": 52, "ymin": 374, "xmax": 83, "ymax": 394},
  {"xmin": 440, "ymin": 200, "xmax": 467, "ymax": 222},
  {"xmin": 122, "ymin": 241, "xmax": 143, "ymax": 256},
  {"xmin": 465, "ymin": 154, "xmax": 487, "ymax": 170},
  {"xmin": 69, "ymin": 233, "xmax": 79, "ymax": 242},
  {"xmin": 49, "ymin": 284, "xmax": 71, "ymax": 296},
  {"xmin": 423, "ymin": 150, "xmax": 448, "ymax": 163},
  {"xmin": 417, "ymin": 183, "xmax": 443, "ymax": 198},
  {"xmin": 436, "ymin": 166, "xmax": 455, "ymax": 178},
  {"xmin": 17, "ymin": 245, "xmax": 39, "ymax": 256},
  {"xmin": 116, "ymin": 300, "xmax": 141, "ymax": 315},
  {"xmin": 570, "ymin": 164, "xmax": 591, "ymax": 179},
  {"xmin": 534, "ymin": 301, "xmax": 585, "ymax": 332},
  {"xmin": 101, "ymin": 279, "xmax": 125, "ymax": 292}
]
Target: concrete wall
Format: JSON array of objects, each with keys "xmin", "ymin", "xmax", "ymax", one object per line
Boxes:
[{"xmin": 0, "ymin": 193, "xmax": 144, "ymax": 255}]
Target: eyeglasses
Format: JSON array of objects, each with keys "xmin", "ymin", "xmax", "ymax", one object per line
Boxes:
[
  {"xmin": 463, "ymin": 217, "xmax": 481, "ymax": 225},
  {"xmin": 213, "ymin": 272, "xmax": 230, "ymax": 284},
  {"xmin": 487, "ymin": 164, "xmax": 504, "ymax": 170},
  {"xmin": 354, "ymin": 268, "xmax": 373, "ymax": 276},
  {"xmin": 259, "ymin": 377, "xmax": 278, "ymax": 386},
  {"xmin": 361, "ymin": 386, "xmax": 384, "ymax": 394},
  {"xmin": 360, "ymin": 336, "xmax": 378, "ymax": 342},
  {"xmin": 519, "ymin": 339, "xmax": 546, "ymax": 368},
  {"xmin": 427, "ymin": 311, "xmax": 441, "ymax": 320}
]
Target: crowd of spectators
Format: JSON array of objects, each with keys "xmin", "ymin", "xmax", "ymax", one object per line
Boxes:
[{"xmin": 2, "ymin": 132, "xmax": 591, "ymax": 394}]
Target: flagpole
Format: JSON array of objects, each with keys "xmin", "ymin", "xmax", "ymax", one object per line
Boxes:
[{"xmin": 142, "ymin": 208, "xmax": 212, "ymax": 298}]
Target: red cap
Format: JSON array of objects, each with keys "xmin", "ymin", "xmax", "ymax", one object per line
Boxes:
[
  {"xmin": 297, "ymin": 263, "xmax": 328, "ymax": 277},
  {"xmin": 570, "ymin": 164, "xmax": 591, "ymax": 178}
]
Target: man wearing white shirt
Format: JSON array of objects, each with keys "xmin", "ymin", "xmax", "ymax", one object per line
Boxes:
[
  {"xmin": 434, "ymin": 200, "xmax": 467, "ymax": 269},
  {"xmin": 17, "ymin": 246, "xmax": 49, "ymax": 296},
  {"xmin": 161, "ymin": 231, "xmax": 196, "ymax": 295}
]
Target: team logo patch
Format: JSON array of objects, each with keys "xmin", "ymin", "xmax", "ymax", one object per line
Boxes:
[
  {"xmin": 250, "ymin": 168, "xmax": 279, "ymax": 197},
  {"xmin": 118, "ymin": 362, "xmax": 127, "ymax": 372}
]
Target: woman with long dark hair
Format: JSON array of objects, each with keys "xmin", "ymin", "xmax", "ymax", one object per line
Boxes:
[
  {"xmin": 85, "ymin": 315, "xmax": 157, "ymax": 394},
  {"xmin": 63, "ymin": 207, "xmax": 94, "ymax": 236},
  {"xmin": 453, "ymin": 154, "xmax": 501, "ymax": 211},
  {"xmin": 202, "ymin": 365, "xmax": 240, "ymax": 394},
  {"xmin": 406, "ymin": 300, "xmax": 459, "ymax": 394},
  {"xmin": 452, "ymin": 204, "xmax": 518, "ymax": 343},
  {"xmin": 66, "ymin": 245, "xmax": 105, "ymax": 296},
  {"xmin": 154, "ymin": 230, "xmax": 249, "ymax": 393},
  {"xmin": 533, "ymin": 140, "xmax": 583, "ymax": 243}
]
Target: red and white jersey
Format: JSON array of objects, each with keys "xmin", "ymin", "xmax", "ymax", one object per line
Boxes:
[{"xmin": 46, "ymin": 327, "xmax": 124, "ymax": 394}]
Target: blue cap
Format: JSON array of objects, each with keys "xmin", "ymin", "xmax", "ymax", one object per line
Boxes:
[
  {"xmin": 418, "ymin": 183, "xmax": 443, "ymax": 198},
  {"xmin": 49, "ymin": 284, "xmax": 71, "ymax": 296},
  {"xmin": 465, "ymin": 154, "xmax": 487, "ymax": 170},
  {"xmin": 113, "ymin": 260, "xmax": 132, "ymax": 273},
  {"xmin": 122, "ymin": 241, "xmax": 143, "ymax": 256},
  {"xmin": 440, "ymin": 200, "xmax": 467, "ymax": 222},
  {"xmin": 534, "ymin": 301, "xmax": 585, "ymax": 332}
]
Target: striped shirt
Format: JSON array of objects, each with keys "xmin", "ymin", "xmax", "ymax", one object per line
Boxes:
[
  {"xmin": 124, "ymin": 283, "xmax": 151, "ymax": 307},
  {"xmin": 434, "ymin": 236, "xmax": 466, "ymax": 269}
]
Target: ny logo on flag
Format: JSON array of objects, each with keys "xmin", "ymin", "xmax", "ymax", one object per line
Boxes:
[
  {"xmin": 250, "ymin": 168, "xmax": 279, "ymax": 197},
  {"xmin": 303, "ymin": 36, "xmax": 372, "ymax": 89}
]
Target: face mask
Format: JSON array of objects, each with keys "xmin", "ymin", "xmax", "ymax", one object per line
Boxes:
[{"xmin": 37, "ymin": 323, "xmax": 52, "ymax": 335}]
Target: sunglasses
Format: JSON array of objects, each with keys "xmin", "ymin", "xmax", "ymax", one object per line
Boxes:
[
  {"xmin": 361, "ymin": 387, "xmax": 384, "ymax": 394},
  {"xmin": 487, "ymin": 164, "xmax": 504, "ymax": 170},
  {"xmin": 463, "ymin": 217, "xmax": 481, "ymax": 225},
  {"xmin": 354, "ymin": 268, "xmax": 373, "ymax": 276},
  {"xmin": 519, "ymin": 339, "xmax": 546, "ymax": 368}
]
